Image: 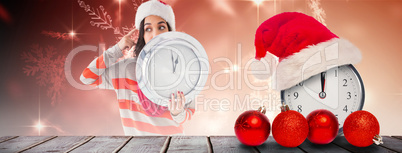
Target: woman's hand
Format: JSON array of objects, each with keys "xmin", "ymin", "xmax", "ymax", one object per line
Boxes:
[
  {"xmin": 169, "ymin": 91, "xmax": 185, "ymax": 116},
  {"xmin": 118, "ymin": 29, "xmax": 137, "ymax": 51}
]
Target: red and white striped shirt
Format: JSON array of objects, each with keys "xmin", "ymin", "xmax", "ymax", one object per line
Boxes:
[{"xmin": 80, "ymin": 45, "xmax": 195, "ymax": 135}]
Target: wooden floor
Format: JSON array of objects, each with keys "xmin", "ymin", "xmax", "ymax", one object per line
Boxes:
[{"xmin": 0, "ymin": 136, "xmax": 401, "ymax": 153}]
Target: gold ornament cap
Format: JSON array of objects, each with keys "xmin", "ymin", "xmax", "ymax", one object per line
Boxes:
[
  {"xmin": 258, "ymin": 106, "xmax": 266, "ymax": 114},
  {"xmin": 373, "ymin": 135, "xmax": 383, "ymax": 145},
  {"xmin": 280, "ymin": 105, "xmax": 290, "ymax": 112}
]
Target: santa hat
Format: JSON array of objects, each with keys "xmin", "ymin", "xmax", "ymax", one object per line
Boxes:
[
  {"xmin": 254, "ymin": 12, "xmax": 362, "ymax": 91},
  {"xmin": 135, "ymin": 0, "xmax": 176, "ymax": 31}
]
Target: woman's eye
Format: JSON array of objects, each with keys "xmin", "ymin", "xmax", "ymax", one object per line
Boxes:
[
  {"xmin": 145, "ymin": 28, "xmax": 151, "ymax": 32},
  {"xmin": 159, "ymin": 26, "xmax": 166, "ymax": 30}
]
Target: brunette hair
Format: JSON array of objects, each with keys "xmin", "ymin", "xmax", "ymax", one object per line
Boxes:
[{"xmin": 133, "ymin": 19, "xmax": 172, "ymax": 57}]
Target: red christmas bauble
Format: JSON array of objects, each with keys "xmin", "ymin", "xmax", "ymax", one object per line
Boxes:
[
  {"xmin": 306, "ymin": 109, "xmax": 339, "ymax": 144},
  {"xmin": 272, "ymin": 105, "xmax": 309, "ymax": 147},
  {"xmin": 234, "ymin": 107, "xmax": 270, "ymax": 146},
  {"xmin": 343, "ymin": 110, "xmax": 382, "ymax": 147}
]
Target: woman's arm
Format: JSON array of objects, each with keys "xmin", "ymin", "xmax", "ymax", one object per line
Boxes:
[
  {"xmin": 79, "ymin": 44, "xmax": 123, "ymax": 88},
  {"xmin": 80, "ymin": 29, "xmax": 137, "ymax": 88},
  {"xmin": 169, "ymin": 91, "xmax": 196, "ymax": 124}
]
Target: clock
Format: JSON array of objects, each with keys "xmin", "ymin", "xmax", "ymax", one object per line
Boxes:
[
  {"xmin": 281, "ymin": 64, "xmax": 365, "ymax": 133},
  {"xmin": 136, "ymin": 32, "xmax": 209, "ymax": 107}
]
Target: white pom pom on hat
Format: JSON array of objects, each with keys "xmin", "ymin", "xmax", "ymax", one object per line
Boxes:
[{"xmin": 135, "ymin": 0, "xmax": 176, "ymax": 31}]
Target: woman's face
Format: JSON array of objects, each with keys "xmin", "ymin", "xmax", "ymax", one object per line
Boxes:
[{"xmin": 143, "ymin": 15, "xmax": 169, "ymax": 44}]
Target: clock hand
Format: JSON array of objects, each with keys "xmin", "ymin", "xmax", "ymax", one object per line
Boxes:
[
  {"xmin": 319, "ymin": 72, "xmax": 326, "ymax": 99},
  {"xmin": 171, "ymin": 50, "xmax": 176, "ymax": 73},
  {"xmin": 303, "ymin": 85, "xmax": 337, "ymax": 109},
  {"xmin": 321, "ymin": 72, "xmax": 326, "ymax": 92},
  {"xmin": 173, "ymin": 55, "xmax": 179, "ymax": 73}
]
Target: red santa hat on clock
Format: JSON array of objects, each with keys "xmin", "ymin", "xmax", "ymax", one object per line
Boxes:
[{"xmin": 254, "ymin": 12, "xmax": 362, "ymax": 91}]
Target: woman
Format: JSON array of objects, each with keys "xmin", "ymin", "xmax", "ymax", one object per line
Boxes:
[{"xmin": 80, "ymin": 0, "xmax": 194, "ymax": 135}]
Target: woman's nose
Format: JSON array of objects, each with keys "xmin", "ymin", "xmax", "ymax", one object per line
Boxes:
[{"xmin": 152, "ymin": 31, "xmax": 162, "ymax": 39}]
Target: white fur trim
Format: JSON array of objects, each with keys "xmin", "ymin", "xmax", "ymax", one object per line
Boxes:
[
  {"xmin": 250, "ymin": 55, "xmax": 277, "ymax": 80},
  {"xmin": 135, "ymin": 0, "xmax": 176, "ymax": 31},
  {"xmin": 275, "ymin": 38, "xmax": 362, "ymax": 91}
]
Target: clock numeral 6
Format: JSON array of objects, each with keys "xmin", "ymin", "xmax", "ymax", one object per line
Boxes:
[
  {"xmin": 294, "ymin": 92, "xmax": 299, "ymax": 99},
  {"xmin": 347, "ymin": 92, "xmax": 351, "ymax": 100},
  {"xmin": 297, "ymin": 105, "xmax": 302, "ymax": 113}
]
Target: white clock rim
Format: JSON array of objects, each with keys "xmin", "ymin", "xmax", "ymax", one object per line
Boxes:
[
  {"xmin": 280, "ymin": 64, "xmax": 365, "ymax": 135},
  {"xmin": 136, "ymin": 32, "xmax": 209, "ymax": 107}
]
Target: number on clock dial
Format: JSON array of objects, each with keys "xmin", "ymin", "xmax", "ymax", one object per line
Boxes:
[{"xmin": 282, "ymin": 65, "xmax": 363, "ymax": 131}]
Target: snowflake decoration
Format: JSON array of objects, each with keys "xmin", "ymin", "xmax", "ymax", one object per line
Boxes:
[
  {"xmin": 77, "ymin": 0, "xmax": 140, "ymax": 43},
  {"xmin": 21, "ymin": 44, "xmax": 66, "ymax": 105}
]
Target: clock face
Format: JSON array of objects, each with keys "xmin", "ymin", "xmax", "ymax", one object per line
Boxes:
[
  {"xmin": 281, "ymin": 64, "xmax": 365, "ymax": 133},
  {"xmin": 136, "ymin": 32, "xmax": 209, "ymax": 106},
  {"xmin": 147, "ymin": 42, "xmax": 201, "ymax": 98}
]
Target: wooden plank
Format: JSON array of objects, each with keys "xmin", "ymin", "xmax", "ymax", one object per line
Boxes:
[
  {"xmin": 112, "ymin": 136, "xmax": 133, "ymax": 153},
  {"xmin": 256, "ymin": 137, "xmax": 305, "ymax": 153},
  {"xmin": 332, "ymin": 136, "xmax": 397, "ymax": 153},
  {"xmin": 379, "ymin": 136, "xmax": 402, "ymax": 153},
  {"xmin": 161, "ymin": 136, "xmax": 171, "ymax": 153},
  {"xmin": 0, "ymin": 136, "xmax": 54, "ymax": 153},
  {"xmin": 69, "ymin": 136, "xmax": 131, "ymax": 153},
  {"xmin": 166, "ymin": 136, "xmax": 209, "ymax": 153},
  {"xmin": 209, "ymin": 136, "xmax": 258, "ymax": 153},
  {"xmin": 299, "ymin": 139, "xmax": 350, "ymax": 153},
  {"xmin": 18, "ymin": 136, "xmax": 58, "ymax": 153},
  {"xmin": 65, "ymin": 136, "xmax": 95, "ymax": 152},
  {"xmin": 0, "ymin": 136, "xmax": 18, "ymax": 143},
  {"xmin": 118, "ymin": 136, "xmax": 168, "ymax": 153},
  {"xmin": 206, "ymin": 137, "xmax": 213, "ymax": 153},
  {"xmin": 23, "ymin": 136, "xmax": 92, "ymax": 153},
  {"xmin": 391, "ymin": 136, "xmax": 402, "ymax": 141}
]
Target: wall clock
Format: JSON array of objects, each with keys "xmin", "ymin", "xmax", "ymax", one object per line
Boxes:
[{"xmin": 136, "ymin": 32, "xmax": 209, "ymax": 107}]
